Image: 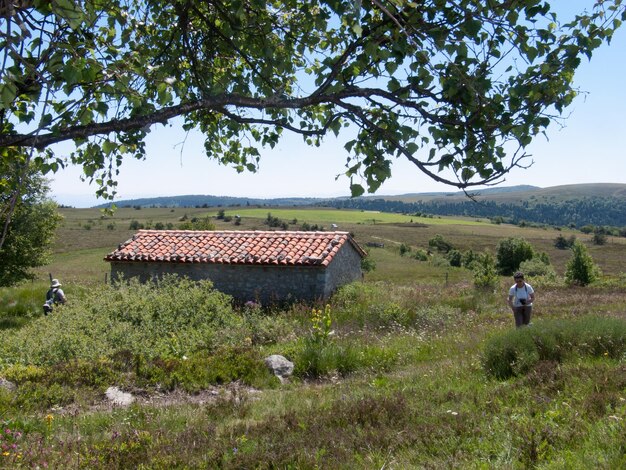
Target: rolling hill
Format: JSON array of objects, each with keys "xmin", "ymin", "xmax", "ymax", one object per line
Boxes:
[{"xmin": 93, "ymin": 183, "xmax": 626, "ymax": 228}]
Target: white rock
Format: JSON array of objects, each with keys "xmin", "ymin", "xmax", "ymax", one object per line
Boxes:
[
  {"xmin": 264, "ymin": 355, "xmax": 294, "ymax": 380},
  {"xmin": 105, "ymin": 386, "xmax": 135, "ymax": 406},
  {"xmin": 0, "ymin": 377, "xmax": 16, "ymax": 392}
]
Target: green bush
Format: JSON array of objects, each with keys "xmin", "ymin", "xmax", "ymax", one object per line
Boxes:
[
  {"xmin": 518, "ymin": 257, "xmax": 556, "ymax": 279},
  {"xmin": 554, "ymin": 234, "xmax": 576, "ymax": 249},
  {"xmin": 472, "ymin": 253, "xmax": 499, "ymax": 290},
  {"xmin": 412, "ymin": 248, "xmax": 429, "ymax": 261},
  {"xmin": 428, "ymin": 234, "xmax": 454, "ymax": 253},
  {"xmin": 446, "ymin": 249, "xmax": 462, "ymax": 267},
  {"xmin": 496, "ymin": 237, "xmax": 535, "ymax": 275},
  {"xmin": 482, "ymin": 317, "xmax": 626, "ymax": 379},
  {"xmin": 0, "ymin": 276, "xmax": 239, "ymax": 365},
  {"xmin": 461, "ymin": 249, "xmax": 479, "ymax": 269}
]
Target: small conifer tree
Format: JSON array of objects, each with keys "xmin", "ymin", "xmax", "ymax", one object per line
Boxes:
[{"xmin": 565, "ymin": 241, "xmax": 600, "ymax": 286}]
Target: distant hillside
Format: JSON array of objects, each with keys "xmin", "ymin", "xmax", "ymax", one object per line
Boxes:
[
  {"xmin": 94, "ymin": 183, "xmax": 626, "ymax": 228},
  {"xmin": 326, "ymin": 183, "xmax": 626, "ymax": 227},
  {"xmin": 94, "ymin": 194, "xmax": 323, "ymax": 209}
]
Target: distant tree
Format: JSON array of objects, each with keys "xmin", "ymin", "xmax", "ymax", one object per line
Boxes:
[
  {"xmin": 0, "ymin": 165, "xmax": 61, "ymax": 286},
  {"xmin": 565, "ymin": 241, "xmax": 600, "ymax": 286},
  {"xmin": 265, "ymin": 213, "xmax": 283, "ymax": 228},
  {"xmin": 554, "ymin": 234, "xmax": 576, "ymax": 249},
  {"xmin": 592, "ymin": 232, "xmax": 607, "ymax": 245},
  {"xmin": 496, "ymin": 237, "xmax": 535, "ymax": 275}
]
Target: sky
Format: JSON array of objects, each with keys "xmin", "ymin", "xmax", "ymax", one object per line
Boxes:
[{"xmin": 50, "ymin": 3, "xmax": 626, "ymax": 208}]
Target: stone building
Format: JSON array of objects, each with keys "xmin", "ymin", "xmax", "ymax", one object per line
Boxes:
[{"xmin": 104, "ymin": 230, "xmax": 366, "ymax": 304}]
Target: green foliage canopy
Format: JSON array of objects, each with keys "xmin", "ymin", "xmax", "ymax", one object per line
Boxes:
[
  {"xmin": 1, "ymin": 1, "xmax": 624, "ymax": 199},
  {"xmin": 495, "ymin": 236, "xmax": 535, "ymax": 275},
  {"xmin": 0, "ymin": 165, "xmax": 61, "ymax": 286}
]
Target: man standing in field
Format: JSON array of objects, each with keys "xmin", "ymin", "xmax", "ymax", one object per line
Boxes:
[
  {"xmin": 507, "ymin": 271, "xmax": 535, "ymax": 327},
  {"xmin": 43, "ymin": 279, "xmax": 67, "ymax": 315}
]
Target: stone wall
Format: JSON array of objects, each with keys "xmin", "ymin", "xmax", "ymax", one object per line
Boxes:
[
  {"xmin": 322, "ymin": 242, "xmax": 364, "ymax": 298},
  {"xmin": 109, "ymin": 243, "xmax": 362, "ymax": 303}
]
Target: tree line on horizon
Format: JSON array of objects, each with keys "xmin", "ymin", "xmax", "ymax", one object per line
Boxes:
[{"xmin": 324, "ymin": 196, "xmax": 626, "ymax": 229}]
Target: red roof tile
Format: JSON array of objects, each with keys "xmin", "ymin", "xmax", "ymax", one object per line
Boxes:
[{"xmin": 104, "ymin": 230, "xmax": 366, "ymax": 267}]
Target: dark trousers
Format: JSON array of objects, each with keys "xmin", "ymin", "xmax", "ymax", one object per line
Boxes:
[{"xmin": 513, "ymin": 306, "xmax": 532, "ymax": 327}]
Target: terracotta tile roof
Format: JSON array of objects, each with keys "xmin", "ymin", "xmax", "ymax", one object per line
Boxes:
[{"xmin": 104, "ymin": 230, "xmax": 366, "ymax": 267}]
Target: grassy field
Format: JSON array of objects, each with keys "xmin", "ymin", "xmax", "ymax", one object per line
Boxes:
[
  {"xmin": 1, "ymin": 206, "xmax": 624, "ymax": 468},
  {"xmin": 38, "ymin": 206, "xmax": 626, "ymax": 285}
]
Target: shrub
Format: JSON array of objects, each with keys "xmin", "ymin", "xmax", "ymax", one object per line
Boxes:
[
  {"xmin": 0, "ymin": 276, "xmax": 238, "ymax": 365},
  {"xmin": 518, "ymin": 258, "xmax": 556, "ymax": 279},
  {"xmin": 482, "ymin": 317, "xmax": 626, "ymax": 379},
  {"xmin": 461, "ymin": 249, "xmax": 479, "ymax": 269},
  {"xmin": 428, "ymin": 234, "xmax": 454, "ymax": 253},
  {"xmin": 446, "ymin": 249, "xmax": 462, "ymax": 267},
  {"xmin": 496, "ymin": 237, "xmax": 535, "ymax": 275},
  {"xmin": 179, "ymin": 217, "xmax": 216, "ymax": 230},
  {"xmin": 399, "ymin": 243, "xmax": 411, "ymax": 256},
  {"xmin": 412, "ymin": 249, "xmax": 429, "ymax": 261},
  {"xmin": 429, "ymin": 254, "xmax": 450, "ymax": 268},
  {"xmin": 564, "ymin": 241, "xmax": 600, "ymax": 286},
  {"xmin": 592, "ymin": 232, "xmax": 607, "ymax": 245},
  {"xmin": 554, "ymin": 234, "xmax": 576, "ymax": 249},
  {"xmin": 129, "ymin": 220, "xmax": 144, "ymax": 230},
  {"xmin": 472, "ymin": 253, "xmax": 499, "ymax": 290},
  {"xmin": 361, "ymin": 256, "xmax": 376, "ymax": 273},
  {"xmin": 138, "ymin": 348, "xmax": 278, "ymax": 391}
]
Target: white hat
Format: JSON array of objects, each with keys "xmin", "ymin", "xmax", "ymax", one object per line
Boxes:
[{"xmin": 50, "ymin": 279, "xmax": 62, "ymax": 288}]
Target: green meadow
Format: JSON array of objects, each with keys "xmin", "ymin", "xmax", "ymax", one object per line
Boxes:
[{"xmin": 1, "ymin": 206, "xmax": 624, "ymax": 468}]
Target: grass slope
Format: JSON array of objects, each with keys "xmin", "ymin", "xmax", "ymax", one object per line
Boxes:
[{"xmin": 1, "ymin": 205, "xmax": 623, "ymax": 467}]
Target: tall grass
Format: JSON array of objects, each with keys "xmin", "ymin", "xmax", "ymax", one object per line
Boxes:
[
  {"xmin": 482, "ymin": 316, "xmax": 626, "ymax": 379},
  {"xmin": 0, "ymin": 282, "xmax": 48, "ymax": 330}
]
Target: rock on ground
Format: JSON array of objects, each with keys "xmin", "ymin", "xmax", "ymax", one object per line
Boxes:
[{"xmin": 105, "ymin": 386, "xmax": 135, "ymax": 406}]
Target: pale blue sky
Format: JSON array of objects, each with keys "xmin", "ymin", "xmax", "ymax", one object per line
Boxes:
[{"xmin": 51, "ymin": 3, "xmax": 626, "ymax": 207}]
